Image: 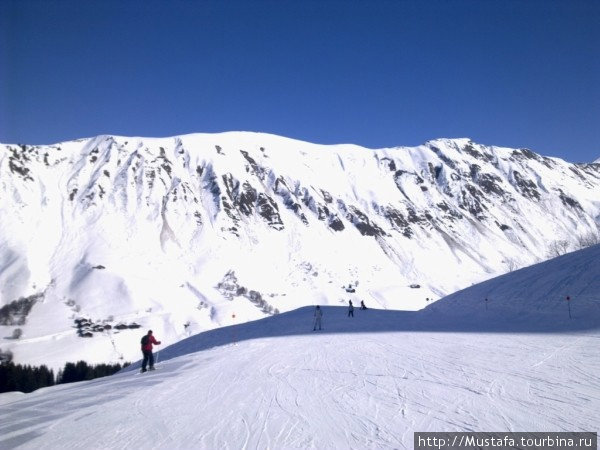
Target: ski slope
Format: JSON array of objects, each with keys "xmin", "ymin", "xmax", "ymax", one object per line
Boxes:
[
  {"xmin": 1, "ymin": 328, "xmax": 598, "ymax": 450},
  {"xmin": 1, "ymin": 245, "xmax": 599, "ymax": 450}
]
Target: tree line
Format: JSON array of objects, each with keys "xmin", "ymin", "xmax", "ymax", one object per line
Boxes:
[{"xmin": 0, "ymin": 360, "xmax": 129, "ymax": 394}]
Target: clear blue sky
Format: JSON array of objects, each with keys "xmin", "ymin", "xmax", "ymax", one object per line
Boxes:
[{"xmin": 1, "ymin": 0, "xmax": 598, "ymax": 162}]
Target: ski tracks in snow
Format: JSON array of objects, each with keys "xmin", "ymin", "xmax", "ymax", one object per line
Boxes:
[{"xmin": 1, "ymin": 331, "xmax": 598, "ymax": 450}]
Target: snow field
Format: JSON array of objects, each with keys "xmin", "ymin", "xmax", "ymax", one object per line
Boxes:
[
  {"xmin": 1, "ymin": 323, "xmax": 598, "ymax": 450},
  {"xmin": 3, "ymin": 243, "xmax": 599, "ymax": 449}
]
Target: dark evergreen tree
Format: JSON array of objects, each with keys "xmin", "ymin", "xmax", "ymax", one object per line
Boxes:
[
  {"xmin": 0, "ymin": 359, "xmax": 129, "ymax": 393},
  {"xmin": 56, "ymin": 361, "xmax": 129, "ymax": 384},
  {"xmin": 0, "ymin": 362, "xmax": 56, "ymax": 393}
]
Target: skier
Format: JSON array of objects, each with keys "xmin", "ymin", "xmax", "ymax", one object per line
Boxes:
[
  {"xmin": 140, "ymin": 330, "xmax": 161, "ymax": 373},
  {"xmin": 360, "ymin": 300, "xmax": 367, "ymax": 310},
  {"xmin": 348, "ymin": 300, "xmax": 354, "ymax": 317},
  {"xmin": 313, "ymin": 305, "xmax": 323, "ymax": 331}
]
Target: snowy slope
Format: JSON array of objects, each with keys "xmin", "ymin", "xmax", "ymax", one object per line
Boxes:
[
  {"xmin": 426, "ymin": 243, "xmax": 600, "ymax": 328},
  {"xmin": 1, "ymin": 245, "xmax": 598, "ymax": 450},
  {"xmin": 1, "ymin": 132, "xmax": 599, "ymax": 370}
]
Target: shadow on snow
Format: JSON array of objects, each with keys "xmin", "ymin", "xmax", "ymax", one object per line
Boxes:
[{"xmin": 126, "ymin": 300, "xmax": 599, "ymax": 371}]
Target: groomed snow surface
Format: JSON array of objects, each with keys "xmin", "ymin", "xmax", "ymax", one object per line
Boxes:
[{"xmin": 1, "ymin": 245, "xmax": 599, "ymax": 450}]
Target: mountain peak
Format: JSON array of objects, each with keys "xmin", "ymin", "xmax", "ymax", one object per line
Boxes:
[{"xmin": 426, "ymin": 137, "xmax": 473, "ymax": 146}]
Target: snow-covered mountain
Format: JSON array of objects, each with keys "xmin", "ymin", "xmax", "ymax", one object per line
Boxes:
[
  {"xmin": 1, "ymin": 244, "xmax": 598, "ymax": 450},
  {"xmin": 0, "ymin": 132, "xmax": 599, "ymax": 369}
]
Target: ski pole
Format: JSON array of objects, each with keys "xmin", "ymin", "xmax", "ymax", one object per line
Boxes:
[{"xmin": 155, "ymin": 350, "xmax": 160, "ymax": 364}]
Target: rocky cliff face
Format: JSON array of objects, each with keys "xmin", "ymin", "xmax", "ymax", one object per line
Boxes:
[{"xmin": 1, "ymin": 132, "xmax": 599, "ymax": 367}]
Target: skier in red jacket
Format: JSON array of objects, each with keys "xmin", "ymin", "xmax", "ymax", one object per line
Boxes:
[{"xmin": 140, "ymin": 330, "xmax": 161, "ymax": 373}]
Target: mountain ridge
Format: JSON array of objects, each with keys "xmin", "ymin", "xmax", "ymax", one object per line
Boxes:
[
  {"xmin": 0, "ymin": 132, "xmax": 598, "ymax": 369},
  {"xmin": 4, "ymin": 132, "xmax": 595, "ymax": 164}
]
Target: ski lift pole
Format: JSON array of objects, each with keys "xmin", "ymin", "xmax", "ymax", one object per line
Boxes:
[{"xmin": 232, "ymin": 312, "xmax": 236, "ymax": 345}]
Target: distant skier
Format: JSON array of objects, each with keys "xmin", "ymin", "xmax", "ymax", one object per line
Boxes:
[
  {"xmin": 348, "ymin": 300, "xmax": 354, "ymax": 317},
  {"xmin": 313, "ymin": 305, "xmax": 323, "ymax": 331},
  {"xmin": 360, "ymin": 300, "xmax": 367, "ymax": 310},
  {"xmin": 140, "ymin": 330, "xmax": 161, "ymax": 373}
]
